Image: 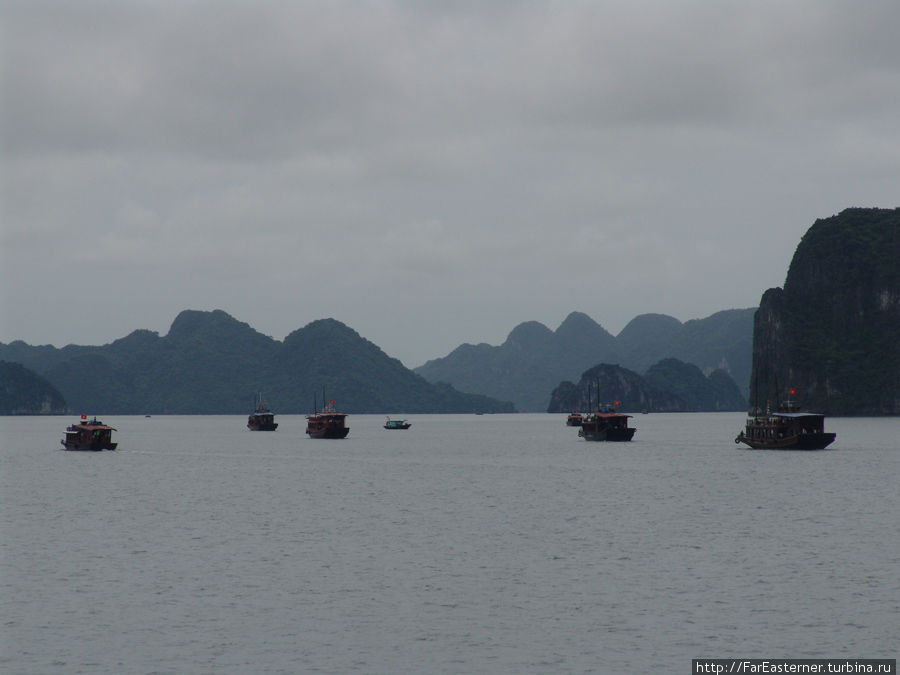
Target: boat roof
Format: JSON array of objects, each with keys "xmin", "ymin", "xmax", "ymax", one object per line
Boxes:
[
  {"xmin": 769, "ymin": 411, "xmax": 826, "ymax": 419},
  {"xmin": 70, "ymin": 422, "xmax": 116, "ymax": 430}
]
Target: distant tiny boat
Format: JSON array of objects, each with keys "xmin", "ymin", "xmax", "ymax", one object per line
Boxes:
[
  {"xmin": 566, "ymin": 412, "xmax": 583, "ymax": 427},
  {"xmin": 384, "ymin": 417, "xmax": 411, "ymax": 430},
  {"xmin": 735, "ymin": 394, "xmax": 835, "ymax": 450},
  {"xmin": 306, "ymin": 396, "xmax": 349, "ymax": 439},
  {"xmin": 578, "ymin": 403, "xmax": 635, "ymax": 442},
  {"xmin": 247, "ymin": 392, "xmax": 278, "ymax": 431},
  {"xmin": 61, "ymin": 415, "xmax": 117, "ymax": 451}
]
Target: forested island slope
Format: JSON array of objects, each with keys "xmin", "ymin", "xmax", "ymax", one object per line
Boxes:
[
  {"xmin": 750, "ymin": 207, "xmax": 900, "ymax": 415},
  {"xmin": 547, "ymin": 359, "xmax": 746, "ymax": 414},
  {"xmin": 0, "ymin": 361, "xmax": 67, "ymax": 414}
]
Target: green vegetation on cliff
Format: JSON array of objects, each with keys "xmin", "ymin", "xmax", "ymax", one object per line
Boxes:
[
  {"xmin": 644, "ymin": 358, "xmax": 746, "ymax": 412},
  {"xmin": 0, "ymin": 361, "xmax": 67, "ymax": 414},
  {"xmin": 751, "ymin": 207, "xmax": 900, "ymax": 415}
]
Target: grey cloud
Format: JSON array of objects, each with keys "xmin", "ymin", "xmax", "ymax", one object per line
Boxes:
[{"xmin": 2, "ymin": 1, "xmax": 899, "ymax": 366}]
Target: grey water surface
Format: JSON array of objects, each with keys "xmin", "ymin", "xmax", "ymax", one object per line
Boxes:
[{"xmin": 2, "ymin": 413, "xmax": 898, "ymax": 674}]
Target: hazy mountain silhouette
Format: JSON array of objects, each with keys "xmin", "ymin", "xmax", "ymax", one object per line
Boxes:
[
  {"xmin": 416, "ymin": 309, "xmax": 753, "ymax": 411},
  {"xmin": 0, "ymin": 311, "xmax": 513, "ymax": 414}
]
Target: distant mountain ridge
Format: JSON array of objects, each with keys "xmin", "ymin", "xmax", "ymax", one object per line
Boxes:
[
  {"xmin": 1, "ymin": 306, "xmax": 753, "ymax": 415},
  {"xmin": 415, "ymin": 309, "xmax": 754, "ymax": 411},
  {"xmin": 0, "ymin": 311, "xmax": 513, "ymax": 414}
]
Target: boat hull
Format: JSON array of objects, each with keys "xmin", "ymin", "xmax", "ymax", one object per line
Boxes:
[
  {"xmin": 248, "ymin": 415, "xmax": 278, "ymax": 431},
  {"xmin": 61, "ymin": 441, "xmax": 117, "ymax": 451},
  {"xmin": 307, "ymin": 426, "xmax": 350, "ymax": 439},
  {"xmin": 735, "ymin": 432, "xmax": 835, "ymax": 450},
  {"xmin": 578, "ymin": 427, "xmax": 636, "ymax": 442}
]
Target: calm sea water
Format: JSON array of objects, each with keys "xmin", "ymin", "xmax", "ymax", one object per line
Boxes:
[{"xmin": 1, "ymin": 413, "xmax": 898, "ymax": 674}]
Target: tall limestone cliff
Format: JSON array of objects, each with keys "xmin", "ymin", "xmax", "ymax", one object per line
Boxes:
[{"xmin": 750, "ymin": 208, "xmax": 900, "ymax": 415}]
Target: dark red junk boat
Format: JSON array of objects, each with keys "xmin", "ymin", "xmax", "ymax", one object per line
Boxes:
[
  {"xmin": 566, "ymin": 412, "xmax": 584, "ymax": 427},
  {"xmin": 578, "ymin": 403, "xmax": 635, "ymax": 442},
  {"xmin": 306, "ymin": 397, "xmax": 349, "ymax": 439},
  {"xmin": 735, "ymin": 394, "xmax": 835, "ymax": 450},
  {"xmin": 61, "ymin": 415, "xmax": 118, "ymax": 451},
  {"xmin": 247, "ymin": 393, "xmax": 278, "ymax": 431}
]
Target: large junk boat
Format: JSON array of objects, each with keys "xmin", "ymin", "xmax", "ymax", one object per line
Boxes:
[
  {"xmin": 306, "ymin": 398, "xmax": 349, "ymax": 439},
  {"xmin": 247, "ymin": 393, "xmax": 278, "ymax": 431},
  {"xmin": 735, "ymin": 396, "xmax": 835, "ymax": 450},
  {"xmin": 578, "ymin": 404, "xmax": 635, "ymax": 442},
  {"xmin": 61, "ymin": 415, "xmax": 117, "ymax": 451}
]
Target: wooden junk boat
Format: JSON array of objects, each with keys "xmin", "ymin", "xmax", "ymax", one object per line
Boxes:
[
  {"xmin": 306, "ymin": 398, "xmax": 349, "ymax": 439},
  {"xmin": 578, "ymin": 403, "xmax": 635, "ymax": 442},
  {"xmin": 61, "ymin": 415, "xmax": 118, "ymax": 451},
  {"xmin": 384, "ymin": 417, "xmax": 411, "ymax": 430},
  {"xmin": 735, "ymin": 396, "xmax": 835, "ymax": 450},
  {"xmin": 247, "ymin": 393, "xmax": 278, "ymax": 431},
  {"xmin": 566, "ymin": 412, "xmax": 584, "ymax": 427}
]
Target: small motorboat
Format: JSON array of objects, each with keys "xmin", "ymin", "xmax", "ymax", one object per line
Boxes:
[{"xmin": 384, "ymin": 417, "xmax": 411, "ymax": 430}]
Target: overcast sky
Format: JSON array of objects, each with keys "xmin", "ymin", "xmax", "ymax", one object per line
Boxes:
[{"xmin": 2, "ymin": 1, "xmax": 898, "ymax": 367}]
